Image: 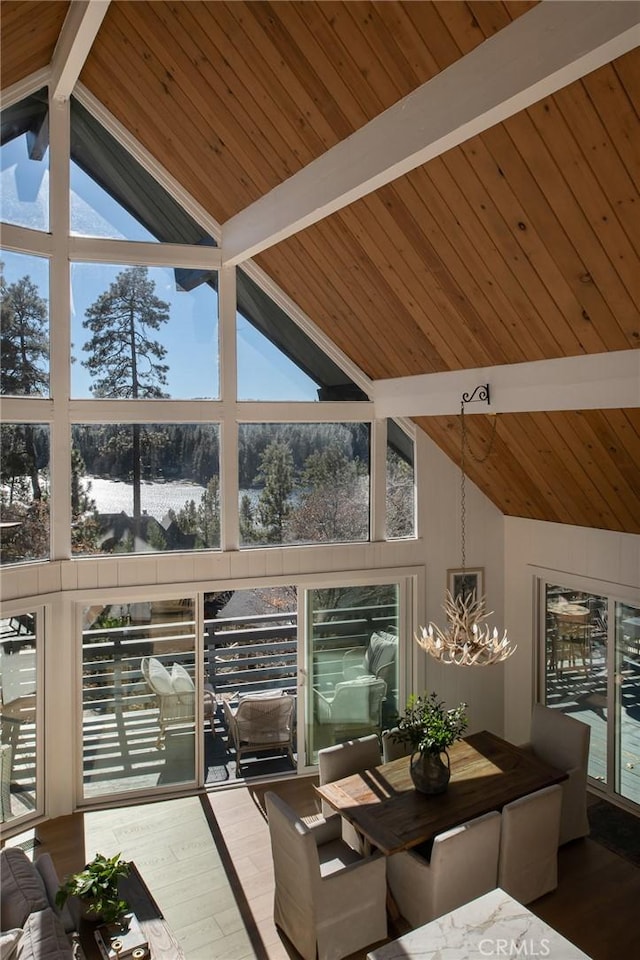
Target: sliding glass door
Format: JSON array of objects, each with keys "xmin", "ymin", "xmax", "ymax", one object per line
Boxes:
[
  {"xmin": 541, "ymin": 580, "xmax": 639, "ymax": 808},
  {"xmin": 615, "ymin": 600, "xmax": 640, "ymax": 805},
  {"xmin": 303, "ymin": 582, "xmax": 401, "ymax": 767},
  {"xmin": 0, "ymin": 609, "xmax": 40, "ymax": 824}
]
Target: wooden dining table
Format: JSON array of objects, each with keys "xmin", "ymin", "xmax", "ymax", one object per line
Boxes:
[{"xmin": 315, "ymin": 730, "xmax": 567, "ymax": 856}]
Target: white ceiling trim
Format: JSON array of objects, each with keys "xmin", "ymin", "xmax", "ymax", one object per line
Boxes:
[
  {"xmin": 1, "ymin": 67, "xmax": 50, "ymax": 110},
  {"xmin": 50, "ymin": 0, "xmax": 111, "ymax": 103},
  {"xmin": 222, "ymin": 0, "xmax": 640, "ymax": 266},
  {"xmin": 372, "ymin": 350, "xmax": 640, "ymax": 418}
]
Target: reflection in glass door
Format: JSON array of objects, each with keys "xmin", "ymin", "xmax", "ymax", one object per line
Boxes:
[
  {"xmin": 615, "ymin": 601, "xmax": 640, "ymax": 805},
  {"xmin": 543, "ymin": 584, "xmax": 608, "ymax": 784},
  {"xmin": 542, "ymin": 582, "xmax": 640, "ymax": 808},
  {"xmin": 304, "ymin": 583, "xmax": 400, "ymax": 766},
  {"xmin": 81, "ymin": 598, "xmax": 196, "ymax": 800},
  {"xmin": 0, "ymin": 611, "xmax": 39, "ymax": 824}
]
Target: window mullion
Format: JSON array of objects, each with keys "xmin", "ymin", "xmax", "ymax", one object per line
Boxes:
[
  {"xmin": 219, "ymin": 264, "xmax": 238, "ymax": 550},
  {"xmin": 49, "ymin": 94, "xmax": 72, "ymax": 560},
  {"xmin": 371, "ymin": 418, "xmax": 387, "ymax": 541}
]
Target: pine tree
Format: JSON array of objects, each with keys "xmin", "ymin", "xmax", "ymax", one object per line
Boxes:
[
  {"xmin": 1, "ymin": 266, "xmax": 49, "ymax": 501},
  {"xmin": 257, "ymin": 440, "xmax": 294, "ymax": 543},
  {"xmin": 82, "ymin": 266, "xmax": 170, "ymax": 535}
]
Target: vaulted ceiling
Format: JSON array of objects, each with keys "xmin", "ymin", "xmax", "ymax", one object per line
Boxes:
[{"xmin": 2, "ymin": 1, "xmax": 639, "ymax": 533}]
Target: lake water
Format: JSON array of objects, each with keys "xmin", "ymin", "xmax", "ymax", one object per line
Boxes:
[{"xmin": 85, "ymin": 477, "xmax": 209, "ymax": 522}]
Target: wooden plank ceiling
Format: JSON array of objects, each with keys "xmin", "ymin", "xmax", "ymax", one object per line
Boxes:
[
  {"xmin": 2, "ymin": 1, "xmax": 639, "ymax": 533},
  {"xmin": 0, "ymin": 1, "xmax": 69, "ymax": 90}
]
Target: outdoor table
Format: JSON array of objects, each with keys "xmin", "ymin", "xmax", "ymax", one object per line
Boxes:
[{"xmin": 315, "ymin": 730, "xmax": 567, "ymax": 856}]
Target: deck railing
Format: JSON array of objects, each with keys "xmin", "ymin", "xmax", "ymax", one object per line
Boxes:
[{"xmin": 81, "ymin": 602, "xmax": 398, "ymax": 714}]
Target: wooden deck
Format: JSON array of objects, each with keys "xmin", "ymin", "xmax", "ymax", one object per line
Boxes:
[{"xmin": 15, "ymin": 779, "xmax": 639, "ymax": 960}]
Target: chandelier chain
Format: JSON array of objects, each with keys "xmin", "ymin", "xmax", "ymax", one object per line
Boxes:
[
  {"xmin": 415, "ymin": 385, "xmax": 515, "ymax": 667},
  {"xmin": 461, "ymin": 402, "xmax": 466, "ymax": 573}
]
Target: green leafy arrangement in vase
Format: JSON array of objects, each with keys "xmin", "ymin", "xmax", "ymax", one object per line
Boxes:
[
  {"xmin": 394, "ymin": 691, "xmax": 468, "ymax": 754},
  {"xmin": 56, "ymin": 852, "xmax": 130, "ymax": 925}
]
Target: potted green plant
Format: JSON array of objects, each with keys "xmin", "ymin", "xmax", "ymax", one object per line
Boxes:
[
  {"xmin": 394, "ymin": 691, "xmax": 468, "ymax": 794},
  {"xmin": 56, "ymin": 852, "xmax": 130, "ymax": 925}
]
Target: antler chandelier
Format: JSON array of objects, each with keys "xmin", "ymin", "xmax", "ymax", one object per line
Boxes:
[{"xmin": 418, "ymin": 385, "xmax": 516, "ymax": 667}]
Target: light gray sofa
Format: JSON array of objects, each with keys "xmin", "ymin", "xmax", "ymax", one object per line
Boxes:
[{"xmin": 0, "ymin": 848, "xmax": 75, "ymax": 960}]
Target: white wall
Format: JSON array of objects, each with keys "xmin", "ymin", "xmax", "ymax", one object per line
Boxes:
[
  {"xmin": 417, "ymin": 433, "xmax": 506, "ymax": 738},
  {"xmin": 504, "ymin": 517, "xmax": 640, "ymax": 744}
]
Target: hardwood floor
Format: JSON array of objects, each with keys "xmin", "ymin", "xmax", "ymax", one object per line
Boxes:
[{"xmin": 9, "ymin": 780, "xmax": 640, "ymax": 960}]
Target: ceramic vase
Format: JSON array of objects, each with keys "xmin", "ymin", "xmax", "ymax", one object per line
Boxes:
[{"xmin": 410, "ymin": 748, "xmax": 451, "ymax": 794}]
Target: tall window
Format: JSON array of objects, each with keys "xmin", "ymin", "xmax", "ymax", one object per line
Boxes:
[
  {"xmin": 0, "ymin": 90, "xmax": 49, "ymax": 231},
  {"xmin": 0, "ymin": 424, "xmax": 49, "ymax": 564},
  {"xmin": 70, "ymin": 263, "xmax": 219, "ymax": 400},
  {"xmin": 71, "ymin": 425, "xmax": 220, "ymax": 556},
  {"xmin": 1, "ymin": 250, "xmax": 49, "ymax": 397},
  {"xmin": 238, "ymin": 423, "xmax": 370, "ymax": 547},
  {"xmin": 1, "ymin": 90, "xmax": 415, "ymax": 565}
]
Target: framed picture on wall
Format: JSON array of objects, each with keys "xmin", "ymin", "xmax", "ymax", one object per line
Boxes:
[{"xmin": 447, "ymin": 567, "xmax": 484, "ymax": 603}]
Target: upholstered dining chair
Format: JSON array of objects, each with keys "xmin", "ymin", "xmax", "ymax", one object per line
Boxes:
[
  {"xmin": 381, "ymin": 726, "xmax": 412, "ymax": 763},
  {"xmin": 498, "ymin": 784, "xmax": 562, "ymax": 904},
  {"xmin": 223, "ymin": 692, "xmax": 295, "ymax": 776},
  {"xmin": 265, "ymin": 790, "xmax": 387, "ymax": 960},
  {"xmin": 387, "ymin": 810, "xmax": 501, "ymax": 928},
  {"xmin": 529, "ymin": 703, "xmax": 590, "ymax": 845},
  {"xmin": 312, "ymin": 735, "xmax": 382, "ymax": 851}
]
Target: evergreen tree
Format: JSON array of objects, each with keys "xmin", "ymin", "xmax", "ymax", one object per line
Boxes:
[
  {"xmin": 0, "ymin": 265, "xmax": 48, "ymax": 398},
  {"xmin": 386, "ymin": 449, "xmax": 414, "ymax": 538},
  {"xmin": 1, "ymin": 267, "xmax": 49, "ymax": 501},
  {"xmin": 257, "ymin": 440, "xmax": 294, "ymax": 543},
  {"xmin": 82, "ymin": 266, "xmax": 170, "ymax": 534},
  {"xmin": 239, "ymin": 493, "xmax": 258, "ymax": 544},
  {"xmin": 197, "ymin": 477, "xmax": 220, "ymax": 548},
  {"xmin": 70, "ymin": 447, "xmax": 100, "ymax": 554},
  {"xmin": 287, "ymin": 443, "xmax": 367, "ymax": 543}
]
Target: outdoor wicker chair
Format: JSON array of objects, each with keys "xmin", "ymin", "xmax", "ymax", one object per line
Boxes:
[{"xmin": 223, "ymin": 692, "xmax": 295, "ymax": 776}]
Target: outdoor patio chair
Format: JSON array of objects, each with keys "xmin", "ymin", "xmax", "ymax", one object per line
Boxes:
[
  {"xmin": 141, "ymin": 656, "xmax": 215, "ymax": 749},
  {"xmin": 314, "ymin": 676, "xmax": 387, "ymax": 745},
  {"xmin": 265, "ymin": 790, "xmax": 387, "ymax": 960},
  {"xmin": 387, "ymin": 810, "xmax": 501, "ymax": 928},
  {"xmin": 498, "ymin": 784, "xmax": 562, "ymax": 904},
  {"xmin": 223, "ymin": 692, "xmax": 295, "ymax": 776},
  {"xmin": 529, "ymin": 703, "xmax": 590, "ymax": 845}
]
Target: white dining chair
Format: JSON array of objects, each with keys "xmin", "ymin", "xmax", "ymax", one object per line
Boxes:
[
  {"xmin": 498, "ymin": 784, "xmax": 562, "ymax": 904},
  {"xmin": 313, "ymin": 734, "xmax": 382, "ymax": 851},
  {"xmin": 265, "ymin": 790, "xmax": 387, "ymax": 960},
  {"xmin": 529, "ymin": 704, "xmax": 590, "ymax": 845},
  {"xmin": 387, "ymin": 810, "xmax": 501, "ymax": 928},
  {"xmin": 381, "ymin": 727, "xmax": 412, "ymax": 763}
]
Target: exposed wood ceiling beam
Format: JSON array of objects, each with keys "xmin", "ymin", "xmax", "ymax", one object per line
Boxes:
[
  {"xmin": 50, "ymin": 0, "xmax": 110, "ymax": 103},
  {"xmin": 372, "ymin": 351, "xmax": 640, "ymax": 418},
  {"xmin": 1, "ymin": 67, "xmax": 51, "ymax": 111},
  {"xmin": 222, "ymin": 0, "xmax": 640, "ymax": 266}
]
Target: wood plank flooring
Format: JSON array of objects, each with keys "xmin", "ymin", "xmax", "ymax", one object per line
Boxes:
[{"xmin": 14, "ymin": 780, "xmax": 640, "ymax": 960}]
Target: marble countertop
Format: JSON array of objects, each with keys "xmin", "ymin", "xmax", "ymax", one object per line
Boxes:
[{"xmin": 368, "ymin": 888, "xmax": 591, "ymax": 960}]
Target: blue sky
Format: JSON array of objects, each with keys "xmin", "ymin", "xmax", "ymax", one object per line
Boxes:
[{"xmin": 1, "ymin": 132, "xmax": 319, "ymax": 401}]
